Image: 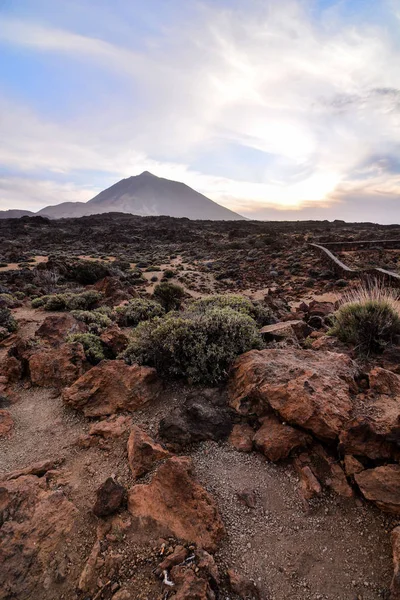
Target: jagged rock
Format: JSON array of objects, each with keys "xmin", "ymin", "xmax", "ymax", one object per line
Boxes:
[
  {"xmin": 93, "ymin": 478, "xmax": 126, "ymax": 517},
  {"xmin": 253, "ymin": 415, "xmax": 312, "ymax": 462},
  {"xmin": 260, "ymin": 320, "xmax": 311, "ymax": 342},
  {"xmin": 227, "ymin": 569, "xmax": 261, "ymax": 599},
  {"xmin": 159, "ymin": 393, "xmax": 233, "ymax": 446},
  {"xmin": 35, "ymin": 314, "xmax": 85, "ymax": 346},
  {"xmin": 229, "ymin": 424, "xmax": 254, "ymax": 453},
  {"xmin": 89, "ymin": 415, "xmax": 131, "ymax": 438},
  {"xmin": 296, "ymin": 447, "xmax": 354, "ymax": 498},
  {"xmin": 237, "ymin": 489, "xmax": 257, "ymax": 509},
  {"xmin": 63, "ymin": 360, "xmax": 162, "ymax": 417},
  {"xmin": 155, "ymin": 545, "xmax": 188, "ymax": 576},
  {"xmin": 29, "ymin": 342, "xmax": 86, "ymax": 388},
  {"xmin": 127, "ymin": 426, "xmax": 170, "ymax": 479},
  {"xmin": 128, "ymin": 457, "xmax": 224, "ymax": 551},
  {"xmin": 170, "ymin": 565, "xmax": 210, "ymax": 600},
  {"xmin": 0, "ymin": 474, "xmax": 77, "ymax": 598},
  {"xmin": 355, "ymin": 465, "xmax": 400, "ymax": 514},
  {"xmin": 78, "ymin": 540, "xmax": 101, "ymax": 593},
  {"xmin": 0, "ymin": 409, "xmax": 14, "ymax": 437},
  {"xmin": 100, "ymin": 324, "xmax": 129, "ymax": 355},
  {"xmin": 229, "ymin": 349, "xmax": 356, "ymax": 440},
  {"xmin": 4, "ymin": 458, "xmax": 62, "ymax": 481},
  {"xmin": 0, "ymin": 356, "xmax": 22, "ymax": 384},
  {"xmin": 340, "ymin": 368, "xmax": 400, "ymax": 461},
  {"xmin": 343, "ymin": 455, "xmax": 364, "ymax": 477},
  {"xmin": 295, "ymin": 464, "xmax": 322, "ymax": 501}
]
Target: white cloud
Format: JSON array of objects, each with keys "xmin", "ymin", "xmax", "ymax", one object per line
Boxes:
[{"xmin": 0, "ymin": 0, "xmax": 400, "ymax": 219}]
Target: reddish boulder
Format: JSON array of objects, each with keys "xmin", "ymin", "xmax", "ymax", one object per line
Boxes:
[
  {"xmin": 93, "ymin": 477, "xmax": 126, "ymax": 517},
  {"xmin": 340, "ymin": 368, "xmax": 400, "ymax": 461},
  {"xmin": 89, "ymin": 415, "xmax": 131, "ymax": 438},
  {"xmin": 229, "ymin": 349, "xmax": 356, "ymax": 440},
  {"xmin": 295, "ymin": 464, "xmax": 322, "ymax": 501},
  {"xmin": 343, "ymin": 455, "xmax": 364, "ymax": 477},
  {"xmin": 296, "ymin": 447, "xmax": 354, "ymax": 498},
  {"xmin": 29, "ymin": 342, "xmax": 86, "ymax": 388},
  {"xmin": 253, "ymin": 415, "xmax": 312, "ymax": 462},
  {"xmin": 0, "ymin": 474, "xmax": 77, "ymax": 598},
  {"xmin": 63, "ymin": 360, "xmax": 162, "ymax": 417},
  {"xmin": 127, "ymin": 425, "xmax": 170, "ymax": 479},
  {"xmin": 100, "ymin": 325, "xmax": 129, "ymax": 355},
  {"xmin": 355, "ymin": 465, "xmax": 400, "ymax": 514},
  {"xmin": 0, "ymin": 356, "xmax": 22, "ymax": 384},
  {"xmin": 229, "ymin": 424, "xmax": 254, "ymax": 453},
  {"xmin": 0, "ymin": 409, "xmax": 14, "ymax": 437},
  {"xmin": 170, "ymin": 566, "xmax": 209, "ymax": 600},
  {"xmin": 227, "ymin": 569, "xmax": 261, "ymax": 599},
  {"xmin": 35, "ymin": 314, "xmax": 85, "ymax": 346},
  {"xmin": 128, "ymin": 457, "xmax": 224, "ymax": 552}
]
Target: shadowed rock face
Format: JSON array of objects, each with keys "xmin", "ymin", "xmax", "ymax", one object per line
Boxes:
[{"xmin": 34, "ymin": 172, "xmax": 245, "ymax": 221}]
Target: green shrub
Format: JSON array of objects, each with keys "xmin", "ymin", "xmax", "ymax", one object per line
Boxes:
[
  {"xmin": 71, "ymin": 309, "xmax": 112, "ymax": 334},
  {"xmin": 69, "ymin": 260, "xmax": 110, "ymax": 284},
  {"xmin": 164, "ymin": 269, "xmax": 175, "ymax": 279},
  {"xmin": 115, "ymin": 298, "xmax": 164, "ymax": 327},
  {"xmin": 153, "ymin": 282, "xmax": 185, "ymax": 311},
  {"xmin": 66, "ymin": 290, "xmax": 102, "ymax": 310},
  {"xmin": 330, "ymin": 283, "xmax": 400, "ymax": 354},
  {"xmin": 31, "ymin": 290, "xmax": 102, "ymax": 311},
  {"xmin": 0, "ymin": 307, "xmax": 18, "ymax": 339},
  {"xmin": 0, "ymin": 293, "xmax": 21, "ymax": 308},
  {"xmin": 67, "ymin": 333, "xmax": 105, "ymax": 364},
  {"xmin": 189, "ymin": 294, "xmax": 272, "ymax": 326},
  {"xmin": 122, "ymin": 307, "xmax": 263, "ymax": 384}
]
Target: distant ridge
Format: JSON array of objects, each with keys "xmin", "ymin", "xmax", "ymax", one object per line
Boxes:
[{"xmin": 0, "ymin": 172, "xmax": 245, "ymax": 221}]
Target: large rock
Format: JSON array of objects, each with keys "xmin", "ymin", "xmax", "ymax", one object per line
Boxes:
[
  {"xmin": 35, "ymin": 314, "xmax": 85, "ymax": 346},
  {"xmin": 100, "ymin": 325, "xmax": 129, "ymax": 356},
  {"xmin": 229, "ymin": 349, "xmax": 356, "ymax": 440},
  {"xmin": 0, "ymin": 474, "xmax": 77, "ymax": 599},
  {"xmin": 340, "ymin": 368, "xmax": 400, "ymax": 461},
  {"xmin": 29, "ymin": 342, "xmax": 86, "ymax": 388},
  {"xmin": 63, "ymin": 360, "xmax": 162, "ymax": 417},
  {"xmin": 128, "ymin": 456, "xmax": 224, "ymax": 551},
  {"xmin": 355, "ymin": 465, "xmax": 400, "ymax": 514},
  {"xmin": 229, "ymin": 424, "xmax": 254, "ymax": 453},
  {"xmin": 127, "ymin": 426, "xmax": 170, "ymax": 479},
  {"xmin": 296, "ymin": 446, "xmax": 354, "ymax": 498},
  {"xmin": 253, "ymin": 415, "xmax": 312, "ymax": 462},
  {"xmin": 0, "ymin": 409, "xmax": 14, "ymax": 437},
  {"xmin": 92, "ymin": 477, "xmax": 126, "ymax": 517},
  {"xmin": 159, "ymin": 392, "xmax": 233, "ymax": 446}
]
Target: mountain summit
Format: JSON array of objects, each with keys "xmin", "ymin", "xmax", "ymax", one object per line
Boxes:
[{"xmin": 31, "ymin": 172, "xmax": 245, "ymax": 220}]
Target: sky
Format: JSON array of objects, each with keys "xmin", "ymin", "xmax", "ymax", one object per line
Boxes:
[{"xmin": 1, "ymin": 0, "xmax": 400, "ymax": 222}]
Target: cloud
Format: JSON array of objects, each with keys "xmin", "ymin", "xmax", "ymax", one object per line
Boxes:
[{"xmin": 0, "ymin": 0, "xmax": 400, "ymax": 222}]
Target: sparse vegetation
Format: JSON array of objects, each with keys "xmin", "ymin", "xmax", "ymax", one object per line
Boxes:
[
  {"xmin": 69, "ymin": 260, "xmax": 110, "ymax": 284},
  {"xmin": 122, "ymin": 306, "xmax": 263, "ymax": 384},
  {"xmin": 153, "ymin": 282, "xmax": 185, "ymax": 311},
  {"xmin": 67, "ymin": 333, "xmax": 106, "ymax": 364},
  {"xmin": 189, "ymin": 294, "xmax": 272, "ymax": 325},
  {"xmin": 31, "ymin": 290, "xmax": 102, "ymax": 311},
  {"xmin": 114, "ymin": 298, "xmax": 164, "ymax": 327},
  {"xmin": 71, "ymin": 309, "xmax": 112, "ymax": 333},
  {"xmin": 0, "ymin": 306, "xmax": 18, "ymax": 339},
  {"xmin": 330, "ymin": 282, "xmax": 400, "ymax": 354}
]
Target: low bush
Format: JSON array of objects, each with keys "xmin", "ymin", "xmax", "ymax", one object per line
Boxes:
[
  {"xmin": 330, "ymin": 282, "xmax": 400, "ymax": 354},
  {"xmin": 189, "ymin": 294, "xmax": 272, "ymax": 326},
  {"xmin": 69, "ymin": 260, "xmax": 110, "ymax": 284},
  {"xmin": 0, "ymin": 306, "xmax": 18, "ymax": 339},
  {"xmin": 122, "ymin": 306, "xmax": 263, "ymax": 384},
  {"xmin": 67, "ymin": 333, "xmax": 105, "ymax": 364},
  {"xmin": 31, "ymin": 290, "xmax": 102, "ymax": 311},
  {"xmin": 114, "ymin": 298, "xmax": 164, "ymax": 327},
  {"xmin": 71, "ymin": 309, "xmax": 112, "ymax": 334},
  {"xmin": 153, "ymin": 282, "xmax": 185, "ymax": 311},
  {"xmin": 0, "ymin": 293, "xmax": 21, "ymax": 308}
]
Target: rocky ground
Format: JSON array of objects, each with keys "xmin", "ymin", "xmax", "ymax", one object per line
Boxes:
[{"xmin": 1, "ymin": 215, "xmax": 400, "ymax": 600}]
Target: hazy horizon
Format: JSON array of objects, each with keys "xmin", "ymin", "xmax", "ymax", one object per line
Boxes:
[{"xmin": 1, "ymin": 0, "xmax": 400, "ymax": 223}]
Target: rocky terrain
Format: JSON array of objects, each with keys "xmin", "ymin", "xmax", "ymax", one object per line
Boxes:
[{"xmin": 1, "ymin": 214, "xmax": 400, "ymax": 600}]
